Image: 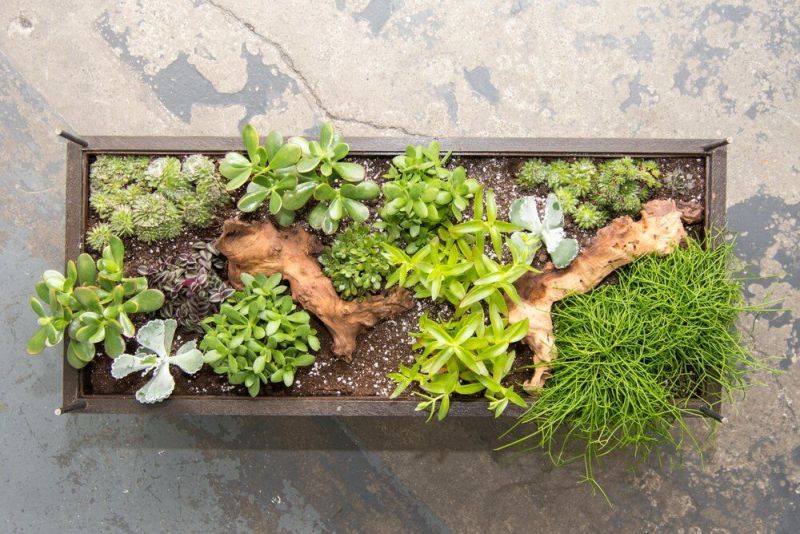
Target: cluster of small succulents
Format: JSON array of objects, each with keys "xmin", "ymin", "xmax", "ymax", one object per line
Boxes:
[
  {"xmin": 137, "ymin": 241, "xmax": 234, "ymax": 332},
  {"xmin": 515, "ymin": 157, "xmax": 662, "ymax": 230},
  {"xmin": 319, "ymin": 225, "xmax": 394, "ymax": 300},
  {"xmin": 88, "ymin": 154, "xmax": 229, "ymax": 248}
]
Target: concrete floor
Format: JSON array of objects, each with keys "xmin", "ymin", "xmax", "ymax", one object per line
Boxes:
[{"xmin": 0, "ymin": 1, "xmax": 798, "ymax": 532}]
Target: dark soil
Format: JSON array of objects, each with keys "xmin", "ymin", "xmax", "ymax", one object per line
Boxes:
[{"xmin": 84, "ymin": 154, "xmax": 706, "ymax": 399}]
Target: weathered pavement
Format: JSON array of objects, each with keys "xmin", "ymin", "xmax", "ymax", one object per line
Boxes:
[{"xmin": 0, "ymin": 1, "xmax": 797, "ymax": 532}]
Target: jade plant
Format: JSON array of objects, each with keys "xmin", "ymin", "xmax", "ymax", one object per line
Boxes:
[
  {"xmin": 376, "ymin": 141, "xmax": 480, "ymax": 252},
  {"xmin": 220, "ymin": 122, "xmax": 379, "ymax": 232},
  {"xmin": 508, "ymin": 194, "xmax": 580, "ymax": 269},
  {"xmin": 111, "ymin": 319, "xmax": 204, "ymax": 404},
  {"xmin": 319, "ymin": 225, "xmax": 394, "ymax": 300},
  {"xmin": 89, "ymin": 154, "xmax": 229, "ymax": 243},
  {"xmin": 27, "ymin": 236, "xmax": 165, "ymax": 368},
  {"xmin": 200, "ymin": 273, "xmax": 318, "ymax": 396},
  {"xmin": 138, "ymin": 241, "xmax": 234, "ymax": 332}
]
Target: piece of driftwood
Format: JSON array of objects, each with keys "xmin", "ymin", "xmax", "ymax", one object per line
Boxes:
[{"xmin": 215, "ymin": 219, "xmax": 414, "ymax": 360}]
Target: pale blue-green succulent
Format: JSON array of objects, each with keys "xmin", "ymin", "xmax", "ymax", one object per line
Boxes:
[
  {"xmin": 111, "ymin": 319, "xmax": 204, "ymax": 404},
  {"xmin": 509, "ymin": 193, "xmax": 580, "ymax": 269}
]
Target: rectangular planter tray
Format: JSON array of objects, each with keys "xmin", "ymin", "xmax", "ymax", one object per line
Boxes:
[{"xmin": 61, "ymin": 136, "xmax": 728, "ymax": 416}]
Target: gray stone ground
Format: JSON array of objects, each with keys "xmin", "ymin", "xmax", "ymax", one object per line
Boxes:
[{"xmin": 0, "ymin": 1, "xmax": 798, "ymax": 532}]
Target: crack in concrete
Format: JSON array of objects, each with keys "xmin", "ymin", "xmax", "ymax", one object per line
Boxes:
[{"xmin": 205, "ymin": 0, "xmax": 428, "ymax": 137}]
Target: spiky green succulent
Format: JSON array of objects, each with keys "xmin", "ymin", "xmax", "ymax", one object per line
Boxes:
[
  {"xmin": 572, "ymin": 203, "xmax": 607, "ymax": 230},
  {"xmin": 554, "ymin": 188, "xmax": 579, "ymax": 215},
  {"xmin": 545, "ymin": 161, "xmax": 571, "ymax": 190},
  {"xmin": 86, "ymin": 223, "xmax": 115, "ymax": 251},
  {"xmin": 182, "ymin": 154, "xmax": 216, "ymax": 182},
  {"xmin": 566, "ymin": 159, "xmax": 596, "ymax": 196},
  {"xmin": 664, "ymin": 169, "xmax": 694, "ymax": 193},
  {"xmin": 132, "ymin": 193, "xmax": 183, "ymax": 243},
  {"xmin": 90, "ymin": 155, "xmax": 149, "ymax": 191},
  {"xmin": 142, "ymin": 157, "xmax": 182, "ymax": 189},
  {"xmin": 109, "ymin": 206, "xmax": 135, "ymax": 237},
  {"xmin": 591, "ymin": 157, "xmax": 662, "ymax": 215},
  {"xmin": 516, "ymin": 158, "xmax": 550, "ymax": 189}
]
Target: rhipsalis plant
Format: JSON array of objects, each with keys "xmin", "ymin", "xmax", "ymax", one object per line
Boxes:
[
  {"xmin": 508, "ymin": 194, "xmax": 580, "ymax": 269},
  {"xmin": 111, "ymin": 319, "xmax": 204, "ymax": 404},
  {"xmin": 89, "ymin": 154, "xmax": 229, "ymax": 243},
  {"xmin": 138, "ymin": 241, "xmax": 234, "ymax": 332},
  {"xmin": 376, "ymin": 141, "xmax": 480, "ymax": 252},
  {"xmin": 220, "ymin": 122, "xmax": 379, "ymax": 232},
  {"xmin": 27, "ymin": 236, "xmax": 165, "ymax": 368},
  {"xmin": 319, "ymin": 225, "xmax": 395, "ymax": 300},
  {"xmin": 200, "ymin": 273, "xmax": 318, "ymax": 396}
]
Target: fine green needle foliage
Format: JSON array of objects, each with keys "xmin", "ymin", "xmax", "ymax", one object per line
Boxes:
[
  {"xmin": 86, "ymin": 222, "xmax": 115, "ymax": 252},
  {"xmin": 200, "ymin": 273, "xmax": 319, "ymax": 396},
  {"xmin": 375, "ymin": 141, "xmax": 480, "ymax": 252},
  {"xmin": 514, "ymin": 157, "xmax": 662, "ymax": 230},
  {"xmin": 89, "ymin": 154, "xmax": 230, "ymax": 243},
  {"xmin": 319, "ymin": 225, "xmax": 394, "ymax": 300},
  {"xmin": 27, "ymin": 236, "xmax": 165, "ymax": 368},
  {"xmin": 220, "ymin": 122, "xmax": 378, "ymax": 232},
  {"xmin": 500, "ymin": 238, "xmax": 773, "ymax": 492}
]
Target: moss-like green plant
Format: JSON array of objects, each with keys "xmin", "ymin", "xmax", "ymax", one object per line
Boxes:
[
  {"xmin": 500, "ymin": 239, "xmax": 773, "ymax": 494},
  {"xmin": 572, "ymin": 202, "xmax": 607, "ymax": 230},
  {"xmin": 86, "ymin": 223, "xmax": 115, "ymax": 252},
  {"xmin": 200, "ymin": 273, "xmax": 318, "ymax": 396},
  {"xmin": 138, "ymin": 241, "xmax": 234, "ymax": 332},
  {"xmin": 319, "ymin": 225, "xmax": 394, "ymax": 300},
  {"xmin": 131, "ymin": 193, "xmax": 184, "ymax": 243},
  {"xmin": 27, "ymin": 236, "xmax": 164, "ymax": 368}
]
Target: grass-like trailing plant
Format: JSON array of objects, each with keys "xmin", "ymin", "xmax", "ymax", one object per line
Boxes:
[
  {"xmin": 500, "ymin": 238, "xmax": 771, "ymax": 493},
  {"xmin": 111, "ymin": 318, "xmax": 204, "ymax": 404},
  {"xmin": 89, "ymin": 154, "xmax": 230, "ymax": 243},
  {"xmin": 200, "ymin": 273, "xmax": 319, "ymax": 396},
  {"xmin": 138, "ymin": 241, "xmax": 234, "ymax": 332},
  {"xmin": 376, "ymin": 141, "xmax": 480, "ymax": 252},
  {"xmin": 220, "ymin": 122, "xmax": 379, "ymax": 232},
  {"xmin": 319, "ymin": 225, "xmax": 394, "ymax": 300},
  {"xmin": 27, "ymin": 236, "xmax": 164, "ymax": 368},
  {"xmin": 515, "ymin": 157, "xmax": 663, "ymax": 230}
]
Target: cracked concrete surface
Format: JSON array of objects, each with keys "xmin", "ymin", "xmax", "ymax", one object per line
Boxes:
[{"xmin": 0, "ymin": 1, "xmax": 797, "ymax": 532}]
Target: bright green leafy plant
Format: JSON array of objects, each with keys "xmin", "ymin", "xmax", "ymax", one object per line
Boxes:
[
  {"xmin": 319, "ymin": 225, "xmax": 394, "ymax": 300},
  {"xmin": 111, "ymin": 318, "xmax": 204, "ymax": 404},
  {"xmin": 220, "ymin": 122, "xmax": 379, "ymax": 231},
  {"xmin": 508, "ymin": 194, "xmax": 580, "ymax": 268},
  {"xmin": 376, "ymin": 141, "xmax": 480, "ymax": 251},
  {"xmin": 200, "ymin": 273, "xmax": 318, "ymax": 396},
  {"xmin": 500, "ymin": 238, "xmax": 772, "ymax": 494},
  {"xmin": 27, "ymin": 236, "xmax": 165, "ymax": 368}
]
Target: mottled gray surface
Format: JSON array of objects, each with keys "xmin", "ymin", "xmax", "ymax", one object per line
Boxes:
[{"xmin": 0, "ymin": 1, "xmax": 798, "ymax": 532}]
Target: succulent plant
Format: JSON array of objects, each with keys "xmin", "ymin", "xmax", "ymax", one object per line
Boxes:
[
  {"xmin": 572, "ymin": 202, "xmax": 608, "ymax": 230},
  {"xmin": 509, "ymin": 194, "xmax": 580, "ymax": 269},
  {"xmin": 376, "ymin": 142, "xmax": 479, "ymax": 252},
  {"xmin": 221, "ymin": 122, "xmax": 377, "ymax": 231},
  {"xmin": 545, "ymin": 160, "xmax": 572, "ymax": 190},
  {"xmin": 664, "ymin": 169, "xmax": 694, "ymax": 193},
  {"xmin": 86, "ymin": 223, "xmax": 115, "ymax": 252},
  {"xmin": 109, "ymin": 206, "xmax": 135, "ymax": 237},
  {"xmin": 138, "ymin": 241, "xmax": 234, "ymax": 332},
  {"xmin": 131, "ymin": 193, "xmax": 184, "ymax": 243},
  {"xmin": 200, "ymin": 273, "xmax": 319, "ymax": 396},
  {"xmin": 90, "ymin": 155, "xmax": 149, "ymax": 192},
  {"xmin": 143, "ymin": 157, "xmax": 182, "ymax": 189},
  {"xmin": 319, "ymin": 225, "xmax": 394, "ymax": 300},
  {"xmin": 182, "ymin": 154, "xmax": 216, "ymax": 182},
  {"xmin": 554, "ymin": 187, "xmax": 579, "ymax": 215},
  {"xmin": 27, "ymin": 236, "xmax": 164, "ymax": 368},
  {"xmin": 592, "ymin": 157, "xmax": 661, "ymax": 215},
  {"xmin": 566, "ymin": 159, "xmax": 596, "ymax": 196},
  {"xmin": 111, "ymin": 319, "xmax": 204, "ymax": 404},
  {"xmin": 516, "ymin": 158, "xmax": 549, "ymax": 189}
]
